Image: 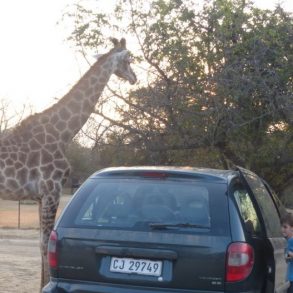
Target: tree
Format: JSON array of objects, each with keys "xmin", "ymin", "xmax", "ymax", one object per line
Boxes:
[
  {"xmin": 62, "ymin": 0, "xmax": 293, "ymax": 194},
  {"xmin": 0, "ymin": 98, "xmax": 32, "ymax": 136}
]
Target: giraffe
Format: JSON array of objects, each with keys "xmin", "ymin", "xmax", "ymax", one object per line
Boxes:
[{"xmin": 0, "ymin": 38, "xmax": 136, "ymax": 287}]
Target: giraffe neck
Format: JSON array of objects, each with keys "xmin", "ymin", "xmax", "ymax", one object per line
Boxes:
[{"xmin": 16, "ymin": 54, "xmax": 116, "ymax": 147}]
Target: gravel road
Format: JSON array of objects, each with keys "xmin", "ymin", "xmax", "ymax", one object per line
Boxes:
[{"xmin": 0, "ymin": 229, "xmax": 40, "ymax": 293}]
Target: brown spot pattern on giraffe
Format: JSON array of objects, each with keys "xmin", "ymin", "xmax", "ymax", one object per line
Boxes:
[
  {"xmin": 55, "ymin": 120, "xmax": 66, "ymax": 131},
  {"xmin": 27, "ymin": 151, "xmax": 41, "ymax": 168},
  {"xmin": 41, "ymin": 164, "xmax": 54, "ymax": 179},
  {"xmin": 59, "ymin": 107, "xmax": 71, "ymax": 120},
  {"xmin": 16, "ymin": 168, "xmax": 28, "ymax": 185},
  {"xmin": 4, "ymin": 167, "xmax": 16, "ymax": 177},
  {"xmin": 0, "ymin": 38, "xmax": 137, "ymax": 287}
]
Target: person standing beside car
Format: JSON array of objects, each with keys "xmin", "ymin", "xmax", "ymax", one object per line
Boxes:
[{"xmin": 281, "ymin": 213, "xmax": 293, "ymax": 293}]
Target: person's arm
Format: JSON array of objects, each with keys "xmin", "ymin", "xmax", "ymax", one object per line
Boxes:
[{"xmin": 286, "ymin": 238, "xmax": 293, "ymax": 260}]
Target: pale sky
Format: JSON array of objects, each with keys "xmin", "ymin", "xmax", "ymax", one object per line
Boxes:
[
  {"xmin": 0, "ymin": 0, "xmax": 292, "ymax": 117},
  {"xmin": 0, "ymin": 1, "xmax": 86, "ymax": 114}
]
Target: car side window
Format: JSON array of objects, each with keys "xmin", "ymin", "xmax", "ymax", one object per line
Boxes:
[
  {"xmin": 233, "ymin": 187, "xmax": 261, "ymax": 235},
  {"xmin": 264, "ymin": 181, "xmax": 288, "ymax": 218},
  {"xmin": 242, "ymin": 172, "xmax": 282, "ymax": 238}
]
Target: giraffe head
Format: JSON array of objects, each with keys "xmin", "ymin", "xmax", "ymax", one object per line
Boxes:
[{"xmin": 109, "ymin": 38, "xmax": 137, "ymax": 85}]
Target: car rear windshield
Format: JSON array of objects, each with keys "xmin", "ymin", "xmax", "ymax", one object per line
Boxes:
[{"xmin": 60, "ymin": 177, "xmax": 229, "ymax": 235}]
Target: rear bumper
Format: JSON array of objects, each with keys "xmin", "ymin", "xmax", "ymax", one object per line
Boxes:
[{"xmin": 42, "ymin": 278, "xmax": 261, "ymax": 293}]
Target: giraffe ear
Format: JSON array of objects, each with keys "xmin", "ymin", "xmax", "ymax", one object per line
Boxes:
[
  {"xmin": 120, "ymin": 38, "xmax": 126, "ymax": 49},
  {"xmin": 110, "ymin": 38, "xmax": 119, "ymax": 47}
]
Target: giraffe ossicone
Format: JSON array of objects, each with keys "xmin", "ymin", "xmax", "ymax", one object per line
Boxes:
[{"xmin": 0, "ymin": 37, "xmax": 136, "ymax": 289}]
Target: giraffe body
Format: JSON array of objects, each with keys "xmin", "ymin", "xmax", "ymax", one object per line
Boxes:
[{"xmin": 0, "ymin": 38, "xmax": 136, "ymax": 288}]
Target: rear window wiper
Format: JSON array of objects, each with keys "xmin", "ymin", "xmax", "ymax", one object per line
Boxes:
[{"xmin": 149, "ymin": 222, "xmax": 210, "ymax": 230}]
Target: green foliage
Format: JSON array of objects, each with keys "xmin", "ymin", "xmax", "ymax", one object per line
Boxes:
[
  {"xmin": 65, "ymin": 140, "xmax": 96, "ymax": 180},
  {"xmin": 63, "ymin": 0, "xmax": 293, "ymax": 194}
]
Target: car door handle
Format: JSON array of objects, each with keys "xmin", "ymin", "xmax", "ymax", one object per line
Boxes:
[
  {"xmin": 267, "ymin": 265, "xmax": 272, "ymax": 274},
  {"xmin": 95, "ymin": 246, "xmax": 178, "ymax": 260}
]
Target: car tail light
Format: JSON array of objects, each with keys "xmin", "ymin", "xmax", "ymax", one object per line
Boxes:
[
  {"xmin": 225, "ymin": 242, "xmax": 254, "ymax": 282},
  {"xmin": 48, "ymin": 230, "xmax": 58, "ymax": 269},
  {"xmin": 141, "ymin": 172, "xmax": 168, "ymax": 179}
]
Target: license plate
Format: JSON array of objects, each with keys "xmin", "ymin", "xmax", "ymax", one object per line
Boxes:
[{"xmin": 110, "ymin": 257, "xmax": 162, "ymax": 276}]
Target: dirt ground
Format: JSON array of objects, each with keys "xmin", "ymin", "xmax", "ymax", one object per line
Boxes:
[
  {"xmin": 0, "ymin": 228, "xmax": 40, "ymax": 293},
  {"xmin": 0, "ymin": 195, "xmax": 71, "ymax": 293},
  {"xmin": 0, "ymin": 193, "xmax": 71, "ymax": 229}
]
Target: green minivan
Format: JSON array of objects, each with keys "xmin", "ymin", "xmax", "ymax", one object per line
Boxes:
[{"xmin": 43, "ymin": 166, "xmax": 289, "ymax": 293}]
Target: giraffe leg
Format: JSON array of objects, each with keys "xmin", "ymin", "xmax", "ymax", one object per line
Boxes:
[{"xmin": 39, "ymin": 193, "xmax": 60, "ymax": 289}]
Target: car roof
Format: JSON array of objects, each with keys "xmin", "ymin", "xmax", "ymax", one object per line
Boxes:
[{"xmin": 91, "ymin": 166, "xmax": 238, "ymax": 183}]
